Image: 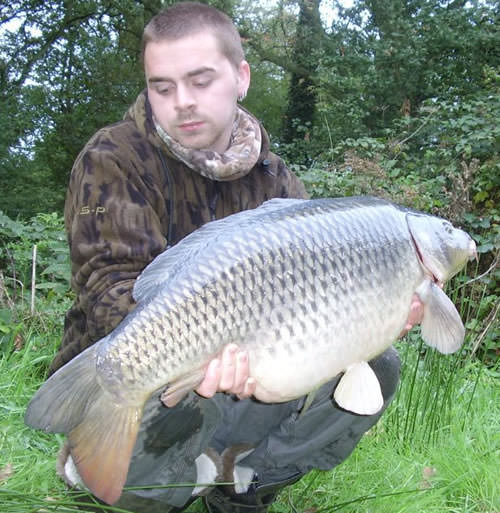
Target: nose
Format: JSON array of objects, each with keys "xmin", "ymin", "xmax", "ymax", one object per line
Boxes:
[{"xmin": 175, "ymin": 84, "xmax": 195, "ymax": 111}]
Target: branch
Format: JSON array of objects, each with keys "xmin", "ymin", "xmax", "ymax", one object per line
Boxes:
[
  {"xmin": 30, "ymin": 244, "xmax": 37, "ymax": 315},
  {"xmin": 6, "ymin": 9, "xmax": 99, "ymax": 91},
  {"xmin": 239, "ymin": 27, "xmax": 312, "ymax": 78},
  {"xmin": 471, "ymin": 299, "xmax": 499, "ymax": 357},
  {"xmin": 390, "ymin": 107, "xmax": 438, "ymax": 148},
  {"xmin": 457, "ymin": 251, "xmax": 499, "ymax": 291}
]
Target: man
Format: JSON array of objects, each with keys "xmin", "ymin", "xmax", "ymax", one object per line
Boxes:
[{"xmin": 50, "ymin": 3, "xmax": 421, "ymax": 512}]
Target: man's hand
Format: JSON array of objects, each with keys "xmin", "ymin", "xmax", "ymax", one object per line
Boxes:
[
  {"xmin": 196, "ymin": 344, "xmax": 256, "ymax": 399},
  {"xmin": 399, "ymin": 293, "xmax": 424, "ymax": 337}
]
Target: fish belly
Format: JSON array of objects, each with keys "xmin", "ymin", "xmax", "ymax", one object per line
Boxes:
[{"xmin": 245, "ymin": 248, "xmax": 421, "ymax": 403}]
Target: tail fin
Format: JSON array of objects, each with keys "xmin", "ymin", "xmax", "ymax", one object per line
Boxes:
[
  {"xmin": 25, "ymin": 345, "xmax": 100, "ymax": 432},
  {"xmin": 68, "ymin": 397, "xmax": 141, "ymax": 504},
  {"xmin": 25, "ymin": 345, "xmax": 142, "ymax": 504}
]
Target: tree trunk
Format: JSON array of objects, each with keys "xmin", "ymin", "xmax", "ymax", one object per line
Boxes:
[{"xmin": 282, "ymin": 0, "xmax": 322, "ymax": 143}]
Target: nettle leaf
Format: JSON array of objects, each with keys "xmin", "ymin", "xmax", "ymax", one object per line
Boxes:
[{"xmin": 477, "ymin": 243, "xmax": 494, "ymax": 253}]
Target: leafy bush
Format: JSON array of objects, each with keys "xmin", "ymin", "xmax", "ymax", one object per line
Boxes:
[
  {"xmin": 0, "ymin": 212, "xmax": 72, "ymax": 362},
  {"xmin": 0, "ymin": 211, "xmax": 71, "ymax": 354},
  {"xmin": 0, "ymin": 211, "xmax": 70, "ymax": 298}
]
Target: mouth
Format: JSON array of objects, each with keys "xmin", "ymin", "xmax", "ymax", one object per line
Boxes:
[{"xmin": 178, "ymin": 121, "xmax": 204, "ymax": 132}]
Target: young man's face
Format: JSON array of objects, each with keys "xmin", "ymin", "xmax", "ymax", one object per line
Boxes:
[{"xmin": 145, "ymin": 30, "xmax": 250, "ymax": 154}]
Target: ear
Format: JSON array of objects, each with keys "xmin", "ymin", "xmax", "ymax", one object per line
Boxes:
[{"xmin": 237, "ymin": 60, "xmax": 251, "ymax": 98}]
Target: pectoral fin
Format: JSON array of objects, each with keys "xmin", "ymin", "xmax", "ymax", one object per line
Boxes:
[
  {"xmin": 161, "ymin": 368, "xmax": 206, "ymax": 407},
  {"xmin": 333, "ymin": 361, "xmax": 383, "ymax": 415},
  {"xmin": 416, "ymin": 281, "xmax": 465, "ymax": 354}
]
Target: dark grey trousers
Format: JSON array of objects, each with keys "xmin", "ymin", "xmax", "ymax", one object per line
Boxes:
[{"xmin": 109, "ymin": 347, "xmax": 400, "ymax": 512}]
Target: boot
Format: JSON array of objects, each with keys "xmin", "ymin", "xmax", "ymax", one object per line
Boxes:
[{"xmin": 203, "ymin": 473, "xmax": 303, "ymax": 513}]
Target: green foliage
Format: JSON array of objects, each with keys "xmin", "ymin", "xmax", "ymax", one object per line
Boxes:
[
  {"xmin": 292, "ymin": 65, "xmax": 499, "ymax": 264},
  {"xmin": 327, "ymin": 0, "xmax": 499, "ymax": 132},
  {"xmin": 0, "ymin": 210, "xmax": 70, "ymax": 303},
  {"xmin": 241, "ymin": 59, "xmax": 289, "ymax": 139},
  {"xmin": 0, "ymin": 297, "xmax": 75, "ymax": 511},
  {"xmin": 0, "ymin": 153, "xmax": 66, "ymax": 219}
]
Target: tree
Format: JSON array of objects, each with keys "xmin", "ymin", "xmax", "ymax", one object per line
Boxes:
[
  {"xmin": 340, "ymin": 0, "xmax": 500, "ymax": 131},
  {"xmin": 282, "ymin": 0, "xmax": 323, "ymax": 143},
  {"xmin": 0, "ymin": 0, "xmax": 160, "ymax": 216}
]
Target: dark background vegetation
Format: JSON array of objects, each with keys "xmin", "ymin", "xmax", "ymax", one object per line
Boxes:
[{"xmin": 0, "ymin": 0, "xmax": 498, "ymax": 358}]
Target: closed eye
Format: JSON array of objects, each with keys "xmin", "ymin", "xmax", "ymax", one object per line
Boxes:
[
  {"xmin": 157, "ymin": 85, "xmax": 173, "ymax": 95},
  {"xmin": 193, "ymin": 79, "xmax": 212, "ymax": 88},
  {"xmin": 188, "ymin": 68, "xmax": 216, "ymax": 88},
  {"xmin": 149, "ymin": 80, "xmax": 175, "ymax": 95}
]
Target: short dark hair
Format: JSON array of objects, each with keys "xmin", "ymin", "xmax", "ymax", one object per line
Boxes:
[{"xmin": 142, "ymin": 2, "xmax": 244, "ymax": 68}]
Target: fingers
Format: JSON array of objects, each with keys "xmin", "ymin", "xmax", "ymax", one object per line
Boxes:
[
  {"xmin": 407, "ymin": 294, "xmax": 424, "ymax": 328},
  {"xmin": 219, "ymin": 344, "xmax": 240, "ymax": 391},
  {"xmin": 195, "ymin": 358, "xmax": 221, "ymax": 398},
  {"xmin": 195, "ymin": 344, "xmax": 254, "ymax": 399},
  {"xmin": 399, "ymin": 293, "xmax": 425, "ymax": 337},
  {"xmin": 237, "ymin": 377, "xmax": 256, "ymax": 400}
]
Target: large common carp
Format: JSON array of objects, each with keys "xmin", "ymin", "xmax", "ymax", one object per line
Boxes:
[{"xmin": 25, "ymin": 196, "xmax": 476, "ymax": 504}]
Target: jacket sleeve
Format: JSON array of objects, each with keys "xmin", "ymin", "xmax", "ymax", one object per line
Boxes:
[{"xmin": 50, "ymin": 128, "xmax": 169, "ymax": 373}]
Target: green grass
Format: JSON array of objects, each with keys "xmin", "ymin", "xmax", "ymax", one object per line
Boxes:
[
  {"xmin": 279, "ymin": 366, "xmax": 499, "ymax": 513},
  {"xmin": 1, "ymin": 290, "xmax": 498, "ymax": 513}
]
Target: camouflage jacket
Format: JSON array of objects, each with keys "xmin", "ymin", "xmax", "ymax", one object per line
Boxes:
[{"xmin": 49, "ymin": 91, "xmax": 307, "ymax": 374}]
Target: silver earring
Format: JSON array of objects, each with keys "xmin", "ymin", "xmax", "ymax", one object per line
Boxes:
[{"xmin": 238, "ymin": 91, "xmax": 247, "ymax": 102}]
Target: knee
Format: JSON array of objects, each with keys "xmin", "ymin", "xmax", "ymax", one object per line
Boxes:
[{"xmin": 368, "ymin": 347, "xmax": 401, "ymax": 402}]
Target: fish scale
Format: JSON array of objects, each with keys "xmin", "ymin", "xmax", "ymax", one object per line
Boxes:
[{"xmin": 25, "ymin": 196, "xmax": 476, "ymax": 505}]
